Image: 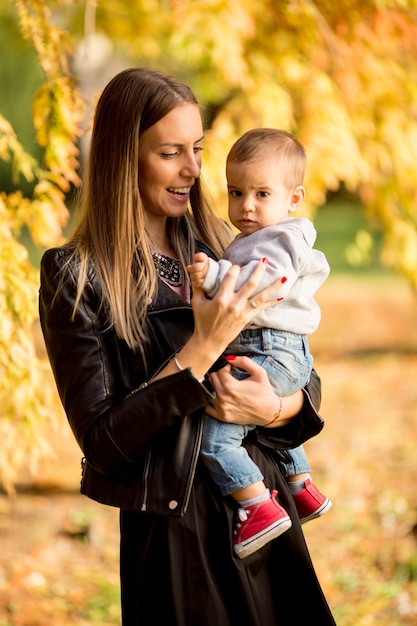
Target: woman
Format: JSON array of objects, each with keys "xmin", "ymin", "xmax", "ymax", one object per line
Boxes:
[{"xmin": 39, "ymin": 68, "xmax": 336, "ymax": 625}]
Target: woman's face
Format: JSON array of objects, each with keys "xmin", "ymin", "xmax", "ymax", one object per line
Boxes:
[{"xmin": 138, "ymin": 103, "xmax": 204, "ymax": 220}]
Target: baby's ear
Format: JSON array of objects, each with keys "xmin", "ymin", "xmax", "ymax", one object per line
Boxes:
[{"xmin": 289, "ymin": 185, "xmax": 306, "ymax": 212}]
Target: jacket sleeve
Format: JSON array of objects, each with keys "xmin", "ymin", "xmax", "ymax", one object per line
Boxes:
[
  {"xmin": 255, "ymin": 369, "xmax": 324, "ymax": 450},
  {"xmin": 39, "ymin": 248, "xmax": 213, "ymax": 477}
]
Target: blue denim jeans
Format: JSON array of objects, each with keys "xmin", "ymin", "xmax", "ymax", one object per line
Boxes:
[{"xmin": 200, "ymin": 328, "xmax": 313, "ymax": 495}]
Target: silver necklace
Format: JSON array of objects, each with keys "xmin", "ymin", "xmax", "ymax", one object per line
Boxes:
[{"xmin": 151, "ymin": 252, "xmax": 183, "ymax": 286}]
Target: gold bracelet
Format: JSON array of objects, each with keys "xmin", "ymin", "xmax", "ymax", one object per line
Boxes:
[{"xmin": 264, "ymin": 396, "xmax": 283, "ymax": 427}]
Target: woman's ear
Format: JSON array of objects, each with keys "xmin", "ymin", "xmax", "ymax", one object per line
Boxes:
[{"xmin": 289, "ymin": 185, "xmax": 306, "ymax": 213}]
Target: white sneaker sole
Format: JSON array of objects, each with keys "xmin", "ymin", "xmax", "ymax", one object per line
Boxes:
[{"xmin": 234, "ymin": 516, "xmax": 292, "ymax": 559}]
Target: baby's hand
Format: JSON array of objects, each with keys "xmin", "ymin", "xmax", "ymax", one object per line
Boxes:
[{"xmin": 186, "ymin": 252, "xmax": 209, "ymax": 288}]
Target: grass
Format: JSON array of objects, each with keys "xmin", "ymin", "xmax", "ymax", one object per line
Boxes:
[{"xmin": 314, "ymin": 201, "xmax": 386, "ymax": 277}]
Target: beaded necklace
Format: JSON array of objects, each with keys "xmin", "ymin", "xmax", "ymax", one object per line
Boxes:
[{"xmin": 151, "ymin": 251, "xmax": 183, "ymax": 286}]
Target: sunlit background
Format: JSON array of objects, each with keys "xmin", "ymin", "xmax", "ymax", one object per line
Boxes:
[{"xmin": 1, "ymin": 1, "xmax": 417, "ymax": 624}]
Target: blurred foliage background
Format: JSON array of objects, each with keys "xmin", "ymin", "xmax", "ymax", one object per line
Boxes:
[
  {"xmin": 1, "ymin": 0, "xmax": 417, "ymax": 496},
  {"xmin": 1, "ymin": 2, "xmax": 417, "ymax": 624}
]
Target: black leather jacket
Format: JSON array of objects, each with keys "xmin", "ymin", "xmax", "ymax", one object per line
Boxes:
[{"xmin": 39, "ymin": 243, "xmax": 324, "ymax": 515}]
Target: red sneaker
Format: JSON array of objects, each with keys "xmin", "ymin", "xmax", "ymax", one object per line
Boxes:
[
  {"xmin": 233, "ymin": 490, "xmax": 292, "ymax": 559},
  {"xmin": 292, "ymin": 478, "xmax": 332, "ymax": 524}
]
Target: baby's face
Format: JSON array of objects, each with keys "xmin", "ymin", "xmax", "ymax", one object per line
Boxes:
[{"xmin": 226, "ymin": 159, "xmax": 302, "ymax": 235}]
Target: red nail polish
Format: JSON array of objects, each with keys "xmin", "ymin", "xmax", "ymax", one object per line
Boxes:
[
  {"xmin": 262, "ymin": 257, "xmax": 268, "ymax": 264},
  {"xmin": 277, "ymin": 297, "xmax": 284, "ymax": 302},
  {"xmin": 226, "ymin": 355, "xmax": 236, "ymax": 361},
  {"xmin": 281, "ymin": 276, "xmax": 287, "ymax": 283}
]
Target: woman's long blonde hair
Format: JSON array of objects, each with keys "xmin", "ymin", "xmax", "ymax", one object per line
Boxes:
[{"xmin": 68, "ymin": 68, "xmax": 231, "ymax": 349}]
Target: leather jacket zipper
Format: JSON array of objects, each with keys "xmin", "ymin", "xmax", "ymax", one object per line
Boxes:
[
  {"xmin": 140, "ymin": 448, "xmax": 152, "ymax": 512},
  {"xmin": 180, "ymin": 414, "xmax": 204, "ymax": 515}
]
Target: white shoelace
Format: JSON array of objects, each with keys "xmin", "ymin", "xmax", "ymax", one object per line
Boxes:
[{"xmin": 236, "ymin": 507, "xmax": 250, "ymax": 526}]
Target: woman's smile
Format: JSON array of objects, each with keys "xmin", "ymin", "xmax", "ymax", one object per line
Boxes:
[{"xmin": 166, "ymin": 186, "xmax": 192, "ymax": 200}]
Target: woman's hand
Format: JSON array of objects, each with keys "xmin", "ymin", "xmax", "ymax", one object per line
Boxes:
[
  {"xmin": 189, "ymin": 259, "xmax": 285, "ymax": 368},
  {"xmin": 154, "ymin": 259, "xmax": 285, "ymax": 382},
  {"xmin": 206, "ymin": 356, "xmax": 303, "ymax": 428}
]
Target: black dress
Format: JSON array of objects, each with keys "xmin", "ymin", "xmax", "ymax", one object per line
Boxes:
[{"xmin": 120, "ymin": 440, "xmax": 336, "ymax": 626}]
